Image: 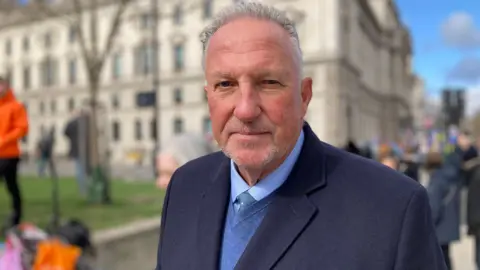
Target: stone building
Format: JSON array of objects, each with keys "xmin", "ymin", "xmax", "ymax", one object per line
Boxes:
[{"xmin": 0, "ymin": 0, "xmax": 419, "ymax": 164}]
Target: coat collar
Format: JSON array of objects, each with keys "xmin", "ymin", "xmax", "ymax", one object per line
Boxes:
[{"xmin": 195, "ymin": 122, "xmax": 327, "ymax": 269}]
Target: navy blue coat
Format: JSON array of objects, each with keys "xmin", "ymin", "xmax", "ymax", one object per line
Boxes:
[
  {"xmin": 427, "ymin": 168, "xmax": 462, "ymax": 245},
  {"xmin": 156, "ymin": 123, "xmax": 446, "ymax": 270}
]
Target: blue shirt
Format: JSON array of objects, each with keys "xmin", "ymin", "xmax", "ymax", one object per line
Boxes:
[{"xmin": 230, "ymin": 130, "xmax": 305, "ymax": 205}]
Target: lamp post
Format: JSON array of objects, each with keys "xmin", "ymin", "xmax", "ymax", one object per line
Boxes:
[{"xmin": 151, "ymin": 0, "xmax": 161, "ymax": 160}]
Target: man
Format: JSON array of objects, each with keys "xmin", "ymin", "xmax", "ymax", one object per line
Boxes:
[
  {"xmin": 156, "ymin": 2, "xmax": 446, "ymax": 269},
  {"xmin": 465, "ymin": 135, "xmax": 480, "ymax": 268},
  {"xmin": 36, "ymin": 127, "xmax": 56, "ymax": 178},
  {"xmin": 64, "ymin": 109, "xmax": 90, "ymax": 196},
  {"xmin": 0, "ymin": 76, "xmax": 28, "ymax": 228}
]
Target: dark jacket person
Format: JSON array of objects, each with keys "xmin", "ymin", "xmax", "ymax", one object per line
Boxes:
[{"xmin": 426, "ymin": 151, "xmax": 462, "ymax": 270}]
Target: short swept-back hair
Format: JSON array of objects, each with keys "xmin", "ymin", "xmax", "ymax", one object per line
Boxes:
[
  {"xmin": 199, "ymin": 1, "xmax": 303, "ymax": 73},
  {"xmin": 424, "ymin": 152, "xmax": 443, "ymax": 171}
]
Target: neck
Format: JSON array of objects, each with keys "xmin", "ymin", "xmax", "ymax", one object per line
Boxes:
[
  {"xmin": 237, "ymin": 157, "xmax": 286, "ymax": 186},
  {"xmin": 237, "ymin": 136, "xmax": 300, "ymax": 186}
]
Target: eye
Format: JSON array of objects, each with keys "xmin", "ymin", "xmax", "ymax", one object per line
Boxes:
[
  {"xmin": 262, "ymin": 80, "xmax": 280, "ymax": 85},
  {"xmin": 215, "ymin": 81, "xmax": 234, "ymax": 88}
]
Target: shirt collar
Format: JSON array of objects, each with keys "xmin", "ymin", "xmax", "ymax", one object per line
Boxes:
[{"xmin": 230, "ymin": 130, "xmax": 305, "ymax": 203}]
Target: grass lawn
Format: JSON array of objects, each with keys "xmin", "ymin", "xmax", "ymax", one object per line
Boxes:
[{"xmin": 0, "ymin": 176, "xmax": 165, "ymax": 232}]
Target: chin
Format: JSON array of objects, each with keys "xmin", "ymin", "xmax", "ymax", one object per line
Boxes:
[{"xmin": 225, "ymin": 146, "xmax": 277, "ymax": 168}]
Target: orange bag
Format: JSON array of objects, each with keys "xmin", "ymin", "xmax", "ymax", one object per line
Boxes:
[{"xmin": 32, "ymin": 239, "xmax": 81, "ymax": 270}]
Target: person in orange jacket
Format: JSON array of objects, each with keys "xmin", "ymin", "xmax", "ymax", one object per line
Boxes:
[{"xmin": 0, "ymin": 76, "xmax": 28, "ymax": 229}]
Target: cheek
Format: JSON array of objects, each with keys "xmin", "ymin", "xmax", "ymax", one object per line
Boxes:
[
  {"xmin": 208, "ymin": 97, "xmax": 232, "ymax": 134},
  {"xmin": 262, "ymin": 94, "xmax": 298, "ymax": 125}
]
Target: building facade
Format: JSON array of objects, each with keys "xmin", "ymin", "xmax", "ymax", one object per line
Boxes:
[
  {"xmin": 411, "ymin": 75, "xmax": 425, "ymax": 131},
  {"xmin": 0, "ymin": 0, "xmax": 418, "ymax": 164}
]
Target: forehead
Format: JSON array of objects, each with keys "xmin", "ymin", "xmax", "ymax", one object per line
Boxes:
[{"xmin": 205, "ymin": 17, "xmax": 295, "ymax": 74}]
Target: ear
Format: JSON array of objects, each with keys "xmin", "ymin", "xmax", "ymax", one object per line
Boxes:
[{"xmin": 300, "ymin": 77, "xmax": 313, "ymax": 117}]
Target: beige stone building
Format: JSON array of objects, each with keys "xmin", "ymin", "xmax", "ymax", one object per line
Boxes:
[{"xmin": 0, "ymin": 0, "xmax": 419, "ymax": 164}]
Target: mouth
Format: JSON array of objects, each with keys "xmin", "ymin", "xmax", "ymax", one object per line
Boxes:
[{"xmin": 231, "ymin": 132, "xmax": 270, "ymax": 139}]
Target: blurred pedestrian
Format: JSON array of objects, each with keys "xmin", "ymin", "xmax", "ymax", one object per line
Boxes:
[
  {"xmin": 155, "ymin": 133, "xmax": 214, "ymax": 189},
  {"xmin": 0, "ymin": 76, "xmax": 29, "ymax": 229},
  {"xmin": 399, "ymin": 145, "xmax": 420, "ymax": 181},
  {"xmin": 36, "ymin": 127, "xmax": 55, "ymax": 178},
  {"xmin": 343, "ymin": 139, "xmax": 361, "ymax": 156},
  {"xmin": 465, "ymin": 137, "xmax": 480, "ymax": 268},
  {"xmin": 378, "ymin": 144, "xmax": 399, "ymax": 170},
  {"xmin": 425, "ymin": 151, "xmax": 462, "ymax": 270},
  {"xmin": 360, "ymin": 142, "xmax": 374, "ymax": 159},
  {"xmin": 64, "ymin": 109, "xmax": 90, "ymax": 197}
]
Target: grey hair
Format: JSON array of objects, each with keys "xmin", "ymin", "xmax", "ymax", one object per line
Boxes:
[{"xmin": 199, "ymin": 0, "xmax": 303, "ymax": 73}]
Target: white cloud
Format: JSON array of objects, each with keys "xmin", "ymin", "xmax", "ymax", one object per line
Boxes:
[{"xmin": 441, "ymin": 12, "xmax": 480, "ymax": 49}]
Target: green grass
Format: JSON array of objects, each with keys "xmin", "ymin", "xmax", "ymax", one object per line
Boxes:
[{"xmin": 0, "ymin": 176, "xmax": 165, "ymax": 232}]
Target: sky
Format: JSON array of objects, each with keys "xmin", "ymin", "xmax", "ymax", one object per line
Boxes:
[{"xmin": 396, "ymin": 0, "xmax": 480, "ymax": 114}]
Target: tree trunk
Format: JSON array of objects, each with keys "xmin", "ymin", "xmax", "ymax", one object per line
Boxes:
[{"xmin": 87, "ymin": 72, "xmax": 111, "ymax": 204}]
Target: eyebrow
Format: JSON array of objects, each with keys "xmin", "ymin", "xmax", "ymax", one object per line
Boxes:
[{"xmin": 209, "ymin": 69, "xmax": 288, "ymax": 79}]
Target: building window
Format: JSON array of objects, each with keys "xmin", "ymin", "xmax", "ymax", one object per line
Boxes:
[
  {"xmin": 111, "ymin": 94, "xmax": 120, "ymax": 109},
  {"xmin": 44, "ymin": 32, "xmax": 52, "ymax": 48},
  {"xmin": 173, "ymin": 44, "xmax": 184, "ymax": 72},
  {"xmin": 39, "ymin": 101, "xmax": 45, "ymax": 114},
  {"xmin": 202, "ymin": 116, "xmax": 211, "ymax": 134},
  {"xmin": 68, "ymin": 25, "xmax": 77, "ymax": 43},
  {"xmin": 139, "ymin": 13, "xmax": 153, "ymax": 29},
  {"xmin": 173, "ymin": 87, "xmax": 183, "ymax": 104},
  {"xmin": 112, "ymin": 53, "xmax": 122, "ymax": 79},
  {"xmin": 173, "ymin": 117, "xmax": 184, "ymax": 134},
  {"xmin": 50, "ymin": 100, "xmax": 56, "ymax": 113},
  {"xmin": 203, "ymin": 0, "xmax": 212, "ymax": 19},
  {"xmin": 112, "ymin": 121, "xmax": 120, "ymax": 141},
  {"xmin": 22, "ymin": 37, "xmax": 29, "ymax": 52},
  {"xmin": 5, "ymin": 39, "xmax": 11, "ymax": 55},
  {"xmin": 150, "ymin": 118, "xmax": 157, "ymax": 140},
  {"xmin": 134, "ymin": 119, "xmax": 142, "ymax": 141},
  {"xmin": 68, "ymin": 59, "xmax": 77, "ymax": 85},
  {"xmin": 134, "ymin": 44, "xmax": 154, "ymax": 75},
  {"xmin": 23, "ymin": 67, "xmax": 30, "ymax": 90},
  {"xmin": 68, "ymin": 98, "xmax": 75, "ymax": 112},
  {"xmin": 40, "ymin": 57, "xmax": 57, "ymax": 87},
  {"xmin": 173, "ymin": 4, "xmax": 183, "ymax": 25},
  {"xmin": 6, "ymin": 67, "xmax": 13, "ymax": 86}
]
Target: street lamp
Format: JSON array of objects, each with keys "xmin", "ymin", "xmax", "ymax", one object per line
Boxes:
[{"xmin": 151, "ymin": 0, "xmax": 161, "ymax": 161}]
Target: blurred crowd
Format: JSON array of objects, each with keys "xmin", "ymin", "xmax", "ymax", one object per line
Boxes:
[{"xmin": 343, "ymin": 132, "xmax": 480, "ymax": 270}]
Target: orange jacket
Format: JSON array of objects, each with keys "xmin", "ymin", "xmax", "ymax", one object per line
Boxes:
[{"xmin": 0, "ymin": 89, "xmax": 28, "ymax": 158}]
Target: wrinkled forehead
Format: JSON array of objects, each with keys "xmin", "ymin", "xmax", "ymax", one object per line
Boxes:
[{"xmin": 205, "ymin": 18, "xmax": 297, "ymax": 70}]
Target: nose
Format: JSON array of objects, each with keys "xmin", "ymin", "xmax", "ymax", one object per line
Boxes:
[{"xmin": 233, "ymin": 82, "xmax": 261, "ymax": 122}]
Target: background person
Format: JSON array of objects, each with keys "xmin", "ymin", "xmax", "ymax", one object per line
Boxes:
[
  {"xmin": 155, "ymin": 133, "xmax": 215, "ymax": 189},
  {"xmin": 0, "ymin": 76, "xmax": 29, "ymax": 229}
]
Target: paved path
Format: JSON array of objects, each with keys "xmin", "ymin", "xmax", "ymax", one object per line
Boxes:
[
  {"xmin": 18, "ymin": 159, "xmax": 155, "ymax": 181},
  {"xmin": 452, "ymin": 227, "xmax": 476, "ymax": 270}
]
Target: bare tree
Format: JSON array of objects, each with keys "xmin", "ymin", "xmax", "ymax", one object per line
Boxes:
[
  {"xmin": 16, "ymin": 0, "xmax": 135, "ymax": 203},
  {"xmin": 13, "ymin": 0, "xmax": 204, "ymax": 203}
]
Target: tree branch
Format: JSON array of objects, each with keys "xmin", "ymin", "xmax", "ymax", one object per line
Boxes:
[
  {"xmin": 72, "ymin": 0, "xmax": 94, "ymax": 72},
  {"xmin": 98, "ymin": 0, "xmax": 133, "ymax": 70}
]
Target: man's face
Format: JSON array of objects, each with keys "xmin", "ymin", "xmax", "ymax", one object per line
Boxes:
[
  {"xmin": 457, "ymin": 134, "xmax": 471, "ymax": 150},
  {"xmin": 204, "ymin": 18, "xmax": 312, "ymax": 169}
]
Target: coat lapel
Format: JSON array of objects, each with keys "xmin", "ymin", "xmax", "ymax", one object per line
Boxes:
[
  {"xmin": 235, "ymin": 123, "xmax": 328, "ymax": 270},
  {"xmin": 196, "ymin": 156, "xmax": 231, "ymax": 270}
]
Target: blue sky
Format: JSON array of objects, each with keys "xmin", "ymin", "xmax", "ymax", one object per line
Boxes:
[{"xmin": 396, "ymin": 0, "xmax": 480, "ymax": 97}]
